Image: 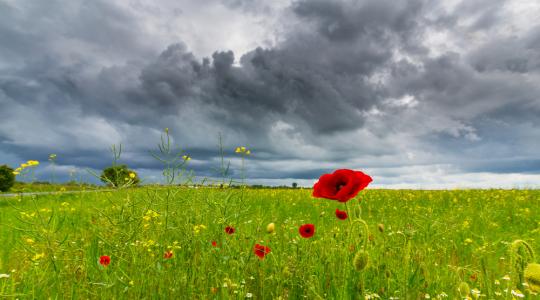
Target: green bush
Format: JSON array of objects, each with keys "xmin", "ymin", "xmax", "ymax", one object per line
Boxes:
[
  {"xmin": 0, "ymin": 165, "xmax": 16, "ymax": 192},
  {"xmin": 99, "ymin": 165, "xmax": 140, "ymax": 187}
]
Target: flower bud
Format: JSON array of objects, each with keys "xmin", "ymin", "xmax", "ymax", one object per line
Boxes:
[
  {"xmin": 525, "ymin": 263, "xmax": 540, "ymax": 292},
  {"xmin": 266, "ymin": 223, "xmax": 275, "ymax": 234},
  {"xmin": 458, "ymin": 282, "xmax": 470, "ymax": 298},
  {"xmin": 353, "ymin": 250, "xmax": 369, "ymax": 272}
]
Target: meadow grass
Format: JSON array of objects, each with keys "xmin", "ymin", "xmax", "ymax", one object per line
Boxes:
[{"xmin": 1, "ymin": 187, "xmax": 539, "ymax": 299}]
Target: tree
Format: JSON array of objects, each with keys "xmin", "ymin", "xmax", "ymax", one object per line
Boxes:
[
  {"xmin": 292, "ymin": 182, "xmax": 298, "ymax": 189},
  {"xmin": 0, "ymin": 165, "xmax": 16, "ymax": 192},
  {"xmin": 100, "ymin": 165, "xmax": 140, "ymax": 188}
]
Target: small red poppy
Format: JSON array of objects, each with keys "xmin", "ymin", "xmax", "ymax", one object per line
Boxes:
[
  {"xmin": 299, "ymin": 224, "xmax": 315, "ymax": 238},
  {"xmin": 225, "ymin": 226, "xmax": 235, "ymax": 234},
  {"xmin": 254, "ymin": 243, "xmax": 271, "ymax": 259},
  {"xmin": 164, "ymin": 250, "xmax": 173, "ymax": 259},
  {"xmin": 312, "ymin": 169, "xmax": 372, "ymax": 202},
  {"xmin": 99, "ymin": 255, "xmax": 111, "ymax": 267},
  {"xmin": 335, "ymin": 208, "xmax": 348, "ymax": 220},
  {"xmin": 211, "ymin": 241, "xmax": 218, "ymax": 247}
]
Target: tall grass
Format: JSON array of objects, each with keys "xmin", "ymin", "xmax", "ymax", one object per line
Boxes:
[{"xmin": 1, "ymin": 188, "xmax": 539, "ymax": 298}]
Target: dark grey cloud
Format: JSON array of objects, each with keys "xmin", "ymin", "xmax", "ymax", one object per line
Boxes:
[
  {"xmin": 292, "ymin": 0, "xmax": 424, "ymax": 52},
  {"xmin": 1, "ymin": 0, "xmax": 540, "ymax": 187}
]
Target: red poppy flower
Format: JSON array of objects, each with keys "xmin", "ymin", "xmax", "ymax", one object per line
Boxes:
[
  {"xmin": 299, "ymin": 224, "xmax": 315, "ymax": 238},
  {"xmin": 254, "ymin": 243, "xmax": 271, "ymax": 259},
  {"xmin": 99, "ymin": 255, "xmax": 111, "ymax": 267},
  {"xmin": 211, "ymin": 241, "xmax": 218, "ymax": 247},
  {"xmin": 225, "ymin": 226, "xmax": 235, "ymax": 235},
  {"xmin": 312, "ymin": 169, "xmax": 372, "ymax": 202},
  {"xmin": 335, "ymin": 208, "xmax": 348, "ymax": 220},
  {"xmin": 163, "ymin": 250, "xmax": 173, "ymax": 259}
]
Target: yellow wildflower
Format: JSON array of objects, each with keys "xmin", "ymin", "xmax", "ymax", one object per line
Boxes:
[
  {"xmin": 193, "ymin": 224, "xmax": 207, "ymax": 234},
  {"xmin": 20, "ymin": 212, "xmax": 36, "ymax": 218},
  {"xmin": 182, "ymin": 155, "xmax": 191, "ymax": 161},
  {"xmin": 235, "ymin": 146, "xmax": 250, "ymax": 154},
  {"xmin": 129, "ymin": 172, "xmax": 136, "ymax": 179},
  {"xmin": 27, "ymin": 160, "xmax": 39, "ymax": 166},
  {"xmin": 146, "ymin": 210, "xmax": 159, "ymax": 218},
  {"xmin": 32, "ymin": 252, "xmax": 45, "ymax": 260}
]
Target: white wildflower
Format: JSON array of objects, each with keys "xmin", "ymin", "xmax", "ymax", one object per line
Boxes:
[{"xmin": 511, "ymin": 290, "xmax": 524, "ymax": 298}]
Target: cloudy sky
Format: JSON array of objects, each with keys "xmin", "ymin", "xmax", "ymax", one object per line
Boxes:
[{"xmin": 1, "ymin": 0, "xmax": 540, "ymax": 188}]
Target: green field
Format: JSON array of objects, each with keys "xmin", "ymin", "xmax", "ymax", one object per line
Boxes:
[
  {"xmin": 1, "ymin": 188, "xmax": 539, "ymax": 299},
  {"xmin": 0, "ymin": 182, "xmax": 103, "ymax": 194}
]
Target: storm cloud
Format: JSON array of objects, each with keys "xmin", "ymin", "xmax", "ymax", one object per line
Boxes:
[{"xmin": 1, "ymin": 0, "xmax": 540, "ymax": 188}]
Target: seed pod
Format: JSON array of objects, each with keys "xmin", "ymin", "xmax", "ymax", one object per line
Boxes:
[
  {"xmin": 509, "ymin": 239, "xmax": 536, "ymax": 285},
  {"xmin": 353, "ymin": 250, "xmax": 369, "ymax": 272},
  {"xmin": 458, "ymin": 282, "xmax": 470, "ymax": 298},
  {"xmin": 524, "ymin": 263, "xmax": 540, "ymax": 292}
]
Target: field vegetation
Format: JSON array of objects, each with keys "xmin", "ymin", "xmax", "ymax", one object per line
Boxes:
[{"xmin": 1, "ymin": 187, "xmax": 540, "ymax": 298}]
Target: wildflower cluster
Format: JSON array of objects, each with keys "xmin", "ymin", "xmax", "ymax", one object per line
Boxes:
[
  {"xmin": 163, "ymin": 241, "xmax": 181, "ymax": 259},
  {"xmin": 59, "ymin": 201, "xmax": 76, "ymax": 212},
  {"xmin": 142, "ymin": 210, "xmax": 161, "ymax": 228},
  {"xmin": 13, "ymin": 160, "xmax": 39, "ymax": 175},
  {"xmin": 193, "ymin": 224, "xmax": 207, "ymax": 235},
  {"xmin": 234, "ymin": 146, "xmax": 250, "ymax": 155},
  {"xmin": 142, "ymin": 239, "xmax": 159, "ymax": 256}
]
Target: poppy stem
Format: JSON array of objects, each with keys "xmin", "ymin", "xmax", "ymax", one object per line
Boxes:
[
  {"xmin": 356, "ymin": 198, "xmax": 362, "ymax": 219},
  {"xmin": 345, "ymin": 202, "xmax": 357, "ymax": 245},
  {"xmin": 357, "ymin": 219, "xmax": 369, "ymax": 249},
  {"xmin": 347, "ymin": 199, "xmax": 369, "ymax": 249},
  {"xmin": 355, "ymin": 197, "xmax": 368, "ymax": 249}
]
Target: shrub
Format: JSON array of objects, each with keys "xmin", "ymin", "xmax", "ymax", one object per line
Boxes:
[
  {"xmin": 100, "ymin": 165, "xmax": 140, "ymax": 187},
  {"xmin": 0, "ymin": 165, "xmax": 16, "ymax": 192}
]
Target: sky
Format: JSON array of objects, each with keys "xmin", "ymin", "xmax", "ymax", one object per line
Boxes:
[{"xmin": 1, "ymin": 0, "xmax": 540, "ymax": 188}]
